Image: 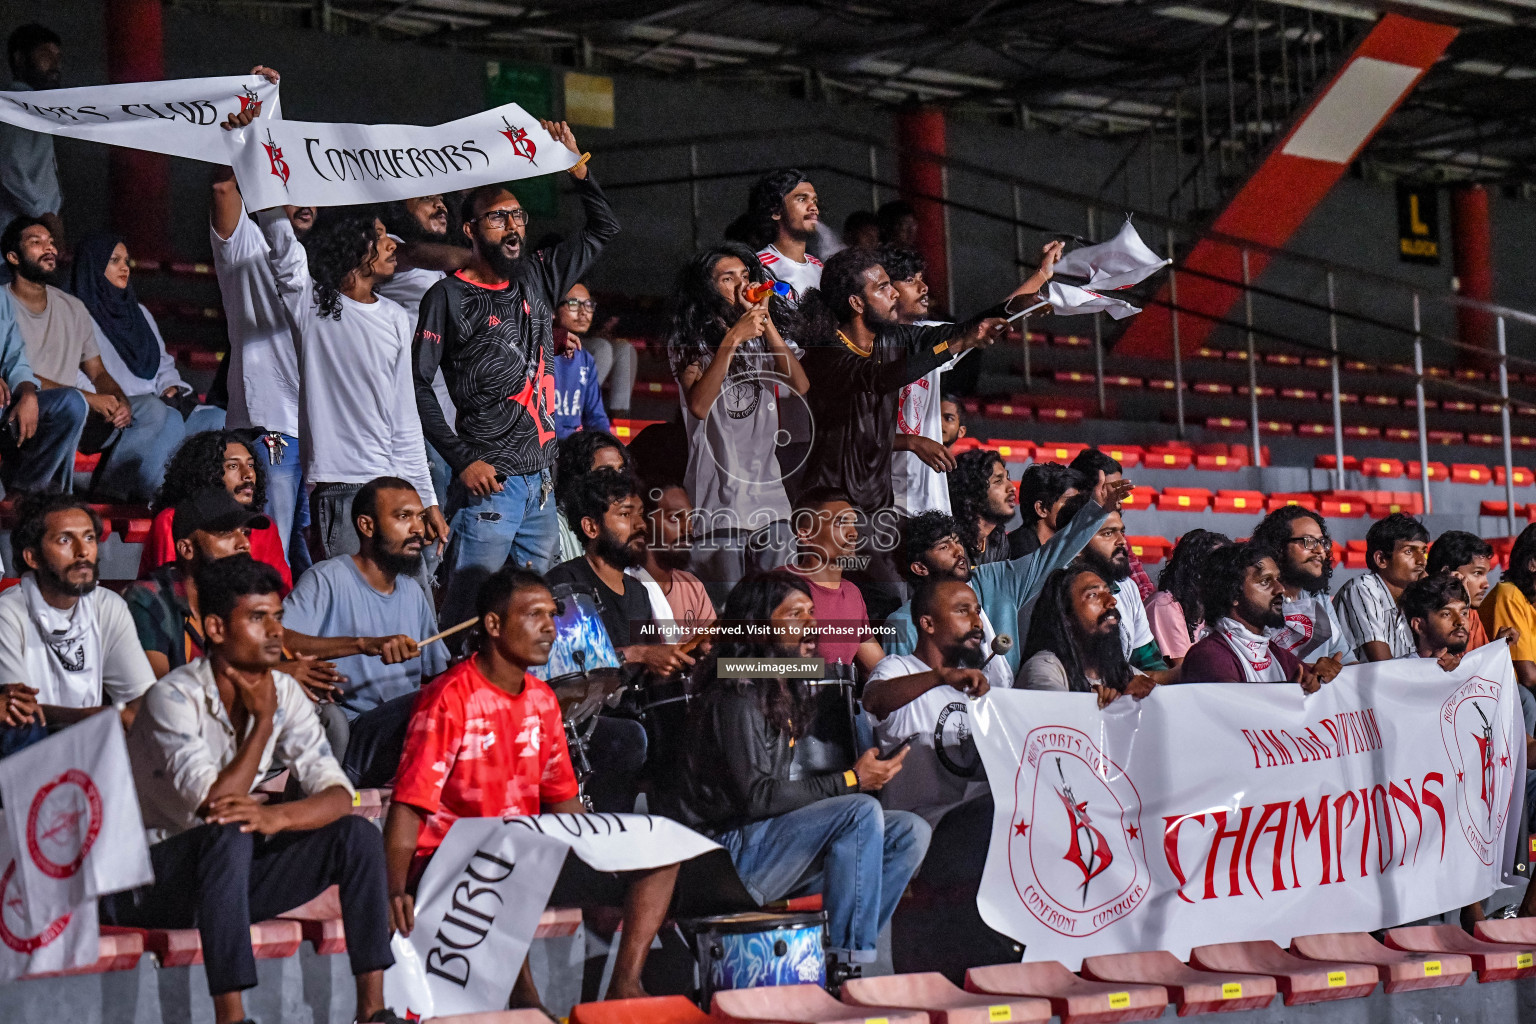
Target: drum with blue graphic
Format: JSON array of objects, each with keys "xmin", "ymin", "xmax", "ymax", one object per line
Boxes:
[{"xmin": 685, "ymin": 911, "xmax": 827, "ymax": 1000}]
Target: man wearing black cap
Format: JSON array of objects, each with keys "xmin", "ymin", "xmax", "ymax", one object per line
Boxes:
[{"xmin": 126, "ymin": 488, "xmax": 270, "ymax": 678}]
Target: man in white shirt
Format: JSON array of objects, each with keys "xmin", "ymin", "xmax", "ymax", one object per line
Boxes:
[
  {"xmin": 0, "ymin": 494, "xmax": 155, "ymax": 757},
  {"xmin": 258, "ymin": 207, "xmax": 443, "ymax": 561},
  {"xmin": 211, "ymin": 65, "xmax": 312, "ymax": 573},
  {"xmin": 750, "ymin": 169, "xmax": 824, "ymax": 300},
  {"xmin": 107, "ymin": 554, "xmax": 403, "ymax": 1024},
  {"xmin": 1334, "ymin": 512, "xmax": 1426, "ymax": 662},
  {"xmin": 1251, "ymin": 505, "xmax": 1354, "ymax": 662}
]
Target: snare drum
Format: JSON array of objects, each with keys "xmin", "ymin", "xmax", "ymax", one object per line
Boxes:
[{"xmin": 683, "ymin": 910, "xmax": 827, "ymax": 1001}]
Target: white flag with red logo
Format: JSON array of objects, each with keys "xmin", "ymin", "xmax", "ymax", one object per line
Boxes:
[
  {"xmin": 0, "ymin": 816, "xmax": 99, "ymax": 984},
  {"xmin": 973, "ymin": 642, "xmax": 1523, "ymax": 967},
  {"xmin": 0, "ymin": 75, "xmax": 280, "ymax": 163},
  {"xmin": 1056, "ymin": 219, "xmax": 1170, "ymax": 292},
  {"xmin": 1043, "ymin": 281, "xmax": 1143, "ymax": 320},
  {"xmin": 222, "ymin": 101, "xmax": 581, "ymax": 211},
  {"xmin": 0, "ymin": 711, "xmax": 152, "ymax": 930}
]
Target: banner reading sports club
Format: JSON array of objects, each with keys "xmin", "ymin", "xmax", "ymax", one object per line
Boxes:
[
  {"xmin": 972, "ymin": 643, "xmax": 1525, "ymax": 967},
  {"xmin": 223, "ymin": 102, "xmax": 580, "ymax": 211},
  {"xmin": 0, "ymin": 75, "xmax": 280, "ymax": 162}
]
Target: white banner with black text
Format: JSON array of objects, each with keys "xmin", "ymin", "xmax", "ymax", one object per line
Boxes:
[
  {"xmin": 393, "ymin": 813, "xmax": 719, "ymax": 1017},
  {"xmin": 973, "ymin": 643, "xmax": 1525, "ymax": 968},
  {"xmin": 222, "ymin": 102, "xmax": 579, "ymax": 211},
  {"xmin": 0, "ymin": 75, "xmax": 280, "ymax": 162}
]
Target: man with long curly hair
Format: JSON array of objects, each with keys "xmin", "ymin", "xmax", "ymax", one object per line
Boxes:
[{"xmin": 947, "ymin": 449, "xmax": 1016, "ymax": 566}]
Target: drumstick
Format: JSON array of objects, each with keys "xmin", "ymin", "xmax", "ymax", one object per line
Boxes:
[{"xmin": 420, "ymin": 617, "xmax": 479, "ymax": 647}]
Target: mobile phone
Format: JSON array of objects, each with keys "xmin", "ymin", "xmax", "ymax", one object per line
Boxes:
[{"xmin": 879, "ymin": 735, "xmax": 917, "ymax": 761}]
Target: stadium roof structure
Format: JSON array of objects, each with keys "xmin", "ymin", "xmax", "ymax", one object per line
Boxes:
[{"xmin": 200, "ymin": 0, "xmax": 1536, "ymax": 185}]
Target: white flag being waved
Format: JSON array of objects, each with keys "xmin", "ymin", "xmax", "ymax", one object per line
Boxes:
[
  {"xmin": 0, "ymin": 75, "xmax": 280, "ymax": 163},
  {"xmin": 1041, "ymin": 218, "xmax": 1170, "ymax": 319},
  {"xmin": 223, "ymin": 102, "xmax": 580, "ymax": 212}
]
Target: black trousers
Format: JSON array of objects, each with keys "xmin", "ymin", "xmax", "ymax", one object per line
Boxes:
[{"xmin": 101, "ymin": 817, "xmax": 394, "ymax": 995}]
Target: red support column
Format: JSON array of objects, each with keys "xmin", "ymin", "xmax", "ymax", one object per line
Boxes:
[
  {"xmin": 897, "ymin": 107, "xmax": 949, "ymax": 315},
  {"xmin": 105, "ymin": 0, "xmax": 169, "ymax": 258},
  {"xmin": 1452, "ymin": 184, "xmax": 1495, "ymax": 367}
]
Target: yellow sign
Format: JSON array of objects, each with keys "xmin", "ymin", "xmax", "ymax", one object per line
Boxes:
[
  {"xmin": 1422, "ymin": 960, "xmax": 1442, "ymax": 976},
  {"xmin": 1326, "ymin": 971, "xmax": 1348, "ymax": 987},
  {"xmin": 989, "ymin": 1007, "xmax": 1012, "ymax": 1022},
  {"xmin": 1396, "ymin": 184, "xmax": 1440, "ymax": 266},
  {"xmin": 1518, "ymin": 953, "xmax": 1533, "ymax": 969},
  {"xmin": 1107, "ymin": 992, "xmax": 1131, "ymax": 1009},
  {"xmin": 564, "ymin": 72, "xmax": 615, "ymax": 129},
  {"xmin": 1221, "ymin": 982, "xmax": 1243, "ymax": 999}
]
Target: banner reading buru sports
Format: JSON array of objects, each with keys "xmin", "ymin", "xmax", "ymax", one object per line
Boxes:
[
  {"xmin": 972, "ymin": 643, "xmax": 1525, "ymax": 968},
  {"xmin": 223, "ymin": 102, "xmax": 580, "ymax": 211},
  {"xmin": 0, "ymin": 75, "xmax": 280, "ymax": 163}
]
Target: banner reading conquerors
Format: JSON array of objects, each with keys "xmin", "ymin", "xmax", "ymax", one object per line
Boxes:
[
  {"xmin": 972, "ymin": 643, "xmax": 1525, "ymax": 967},
  {"xmin": 223, "ymin": 102, "xmax": 580, "ymax": 211},
  {"xmin": 0, "ymin": 75, "xmax": 280, "ymax": 162}
]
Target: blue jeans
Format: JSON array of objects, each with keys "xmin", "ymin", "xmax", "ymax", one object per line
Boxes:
[
  {"xmin": 183, "ymin": 404, "xmax": 226, "ymax": 435},
  {"xmin": 262, "ymin": 433, "xmax": 312, "ymax": 578},
  {"xmin": 439, "ymin": 469, "xmax": 558, "ymax": 631},
  {"xmin": 716, "ymin": 794, "xmax": 932, "ymax": 963},
  {"xmin": 0, "ymin": 721, "xmax": 47, "ymax": 759},
  {"xmin": 92, "ymin": 393, "xmax": 187, "ymax": 503},
  {"xmin": 0, "ymin": 388, "xmax": 87, "ymax": 493}
]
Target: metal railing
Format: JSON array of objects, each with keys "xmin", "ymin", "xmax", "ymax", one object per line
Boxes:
[{"xmin": 590, "ymin": 123, "xmax": 1536, "ymax": 535}]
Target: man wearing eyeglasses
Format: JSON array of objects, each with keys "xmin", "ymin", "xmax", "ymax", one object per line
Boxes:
[
  {"xmin": 1250, "ymin": 505, "xmax": 1355, "ymax": 663},
  {"xmin": 413, "ymin": 120, "xmax": 620, "ymax": 634},
  {"xmin": 551, "ymin": 283, "xmax": 612, "ymax": 439}
]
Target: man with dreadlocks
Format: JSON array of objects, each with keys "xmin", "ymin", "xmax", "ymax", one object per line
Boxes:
[
  {"xmin": 260, "ymin": 207, "xmax": 443, "ymax": 563},
  {"xmin": 1020, "ymin": 560, "xmax": 1152, "ymax": 703}
]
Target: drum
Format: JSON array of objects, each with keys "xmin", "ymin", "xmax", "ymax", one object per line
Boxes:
[
  {"xmin": 682, "ymin": 910, "xmax": 827, "ymax": 1001},
  {"xmin": 791, "ymin": 677, "xmax": 859, "ymax": 775},
  {"xmin": 636, "ymin": 677, "xmax": 692, "ymax": 776},
  {"xmin": 531, "ymin": 584, "xmax": 621, "ymax": 684}
]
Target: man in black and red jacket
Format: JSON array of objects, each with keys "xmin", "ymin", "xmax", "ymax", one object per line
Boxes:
[{"xmin": 413, "ymin": 119, "xmax": 620, "ymax": 632}]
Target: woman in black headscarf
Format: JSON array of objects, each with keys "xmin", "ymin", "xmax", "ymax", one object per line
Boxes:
[{"xmin": 69, "ymin": 232, "xmax": 224, "ymax": 433}]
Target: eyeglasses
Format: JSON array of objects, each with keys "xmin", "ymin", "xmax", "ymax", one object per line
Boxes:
[
  {"xmin": 473, "ymin": 208, "xmax": 529, "ymax": 228},
  {"xmin": 1287, "ymin": 535, "xmax": 1329, "ymax": 552},
  {"xmin": 561, "ymin": 299, "xmax": 598, "ymax": 313}
]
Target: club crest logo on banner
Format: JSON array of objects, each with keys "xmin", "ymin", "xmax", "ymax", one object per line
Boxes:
[
  {"xmin": 0, "ymin": 862, "xmax": 69, "ymax": 955},
  {"xmin": 262, "ymin": 129, "xmax": 291, "ymax": 187},
  {"xmin": 25, "ymin": 769, "xmax": 102, "ymax": 880},
  {"xmin": 973, "ymin": 644, "xmax": 1525, "ymax": 967},
  {"xmin": 500, "ymin": 117, "xmax": 537, "ymax": 163},
  {"xmin": 1008, "ymin": 726, "xmax": 1147, "ymax": 937}
]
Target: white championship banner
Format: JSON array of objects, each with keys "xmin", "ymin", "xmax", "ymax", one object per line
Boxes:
[
  {"xmin": 223, "ymin": 102, "xmax": 580, "ymax": 211},
  {"xmin": 390, "ymin": 813, "xmax": 719, "ymax": 1017},
  {"xmin": 0, "ymin": 75, "xmax": 280, "ymax": 162},
  {"xmin": 973, "ymin": 643, "xmax": 1525, "ymax": 968}
]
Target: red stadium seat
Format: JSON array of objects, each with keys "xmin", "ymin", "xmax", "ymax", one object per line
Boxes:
[
  {"xmin": 1035, "ymin": 406, "xmax": 1087, "ymax": 423},
  {"xmin": 1441, "ymin": 400, "xmax": 1477, "ymax": 413},
  {"xmin": 636, "ymin": 381, "xmax": 678, "ymax": 399},
  {"xmin": 1318, "ymin": 495, "xmax": 1367, "ymax": 518},
  {"xmin": 1479, "ymin": 501, "xmax": 1534, "ymax": 519},
  {"xmin": 1495, "ymin": 466, "xmax": 1535, "ymax": 486},
  {"xmin": 1101, "ymin": 445, "xmax": 1143, "ymax": 468},
  {"xmin": 1054, "ymin": 370, "xmax": 1096, "ymax": 385},
  {"xmin": 983, "ymin": 402, "xmax": 1033, "ymax": 421},
  {"xmin": 1189, "ymin": 940, "xmax": 1376, "ymax": 1005},
  {"xmin": 1297, "ymin": 423, "xmax": 1334, "ymax": 437},
  {"xmin": 1359, "ymin": 458, "xmax": 1404, "ymax": 478},
  {"xmin": 1033, "ymin": 442, "xmax": 1088, "ymax": 464},
  {"xmin": 987, "ymin": 439, "xmax": 1035, "ymax": 463},
  {"xmin": 1314, "ymin": 455, "xmax": 1359, "ymax": 471},
  {"xmin": 1474, "ymin": 918, "xmax": 1536, "ymax": 946},
  {"xmin": 570, "ymin": 997, "xmax": 709, "ymax": 1024},
  {"xmin": 1105, "ymin": 375, "xmax": 1143, "ymax": 389},
  {"xmin": 713, "ymin": 984, "xmax": 926, "ymax": 1023},
  {"xmin": 842, "ymin": 971, "xmax": 1052, "ymax": 1023},
  {"xmin": 1265, "ymin": 493, "xmax": 1317, "ymax": 512},
  {"xmin": 1236, "ymin": 385, "xmax": 1275, "ymax": 398},
  {"xmin": 1384, "ymin": 925, "xmax": 1536, "ymax": 982},
  {"xmin": 1467, "ymin": 432, "xmax": 1503, "ymax": 447},
  {"xmin": 1143, "ymin": 449, "xmax": 1193, "ymax": 470},
  {"xmin": 1080, "ymin": 949, "xmax": 1276, "ymax": 1015},
  {"xmin": 1383, "ymin": 427, "xmax": 1418, "ymax": 443},
  {"xmin": 1258, "ymin": 420, "xmax": 1295, "ymax": 435},
  {"xmin": 1291, "ymin": 932, "xmax": 1470, "ymax": 994},
  {"xmin": 1194, "ymin": 454, "xmax": 1242, "ymax": 471},
  {"xmin": 29, "ymin": 928, "xmax": 144, "ymax": 979},
  {"xmin": 1146, "ymin": 378, "xmax": 1178, "ymax": 392},
  {"xmin": 1204, "ymin": 417, "xmax": 1246, "ymax": 433},
  {"xmin": 1194, "ymin": 382, "xmax": 1233, "ymax": 396},
  {"xmin": 1452, "ymin": 463, "xmax": 1494, "ymax": 485},
  {"xmin": 1120, "ymin": 487, "xmax": 1157, "ymax": 513},
  {"xmin": 1265, "ymin": 353, "xmax": 1303, "ymax": 366},
  {"xmin": 280, "ymin": 885, "xmax": 346, "ymax": 955},
  {"xmin": 964, "ymin": 961, "xmax": 1167, "ymax": 1023},
  {"xmin": 1126, "ymin": 537, "xmax": 1169, "ymax": 564},
  {"xmin": 609, "ymin": 419, "xmax": 664, "ymax": 442},
  {"xmin": 1342, "ymin": 425, "xmax": 1380, "ymax": 439},
  {"xmin": 1363, "ymin": 394, "xmax": 1399, "ymax": 407},
  {"xmin": 1156, "ymin": 489, "xmax": 1212, "ymax": 512},
  {"xmin": 1407, "ymin": 461, "xmax": 1449, "ymax": 481},
  {"xmin": 1213, "ymin": 491, "xmax": 1264, "ymax": 514},
  {"xmin": 1428, "ymin": 429, "xmax": 1465, "ymax": 445},
  {"xmin": 1279, "ymin": 387, "xmax": 1318, "ymax": 401},
  {"xmin": 127, "ymin": 919, "xmax": 302, "ymax": 968}
]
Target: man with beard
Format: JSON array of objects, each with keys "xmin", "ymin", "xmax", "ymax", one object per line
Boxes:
[
  {"xmin": 1427, "ymin": 531, "xmax": 1515, "ymax": 651},
  {"xmin": 546, "ymin": 468, "xmax": 691, "ymax": 676},
  {"xmin": 281, "ymin": 478, "xmax": 450, "ymax": 785},
  {"xmin": 1335, "ymin": 512, "xmax": 1428, "ymax": 662},
  {"xmin": 2, "ymin": 216, "xmax": 178, "ymax": 502},
  {"xmin": 414, "ymin": 121, "xmax": 620, "ymax": 633},
  {"xmin": 1019, "ymin": 561, "xmax": 1150, "ymax": 702},
  {"xmin": 1402, "ymin": 573, "xmax": 1475, "ymax": 673},
  {"xmin": 0, "ymin": 493, "xmax": 156, "ymax": 756},
  {"xmin": 1007, "ymin": 461, "xmax": 1080, "ymax": 558},
  {"xmin": 1251, "ymin": 506, "xmax": 1354, "ymax": 663},
  {"xmin": 1053, "ymin": 492, "xmax": 1170, "ymax": 676},
  {"xmin": 126, "ymin": 489, "xmax": 265, "ymax": 678},
  {"xmin": 881, "ymin": 471, "xmax": 1130, "ymax": 689},
  {"xmin": 1180, "ymin": 543, "xmax": 1338, "ymax": 691},
  {"xmin": 627, "ymin": 481, "xmax": 715, "ymax": 642},
  {"xmin": 1, "ymin": 25, "xmax": 64, "ymax": 244},
  {"xmin": 886, "ymin": 246, "xmax": 966, "ymax": 517},
  {"xmin": 795, "ymin": 244, "xmax": 1059, "ymax": 517},
  {"xmin": 750, "ymin": 169, "xmax": 824, "ymax": 300},
  {"xmin": 948, "ymin": 449, "xmax": 1015, "ymax": 565}
]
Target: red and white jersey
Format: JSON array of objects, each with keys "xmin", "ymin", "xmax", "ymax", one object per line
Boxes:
[{"xmin": 756, "ymin": 244, "xmax": 823, "ymax": 301}]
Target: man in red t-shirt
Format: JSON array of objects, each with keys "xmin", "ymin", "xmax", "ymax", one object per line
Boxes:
[{"xmin": 383, "ymin": 566, "xmax": 679, "ymax": 1007}]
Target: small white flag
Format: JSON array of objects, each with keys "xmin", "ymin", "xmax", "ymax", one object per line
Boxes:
[
  {"xmin": 1057, "ymin": 218, "xmax": 1170, "ymax": 292},
  {"xmin": 1045, "ymin": 281, "xmax": 1142, "ymax": 320}
]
